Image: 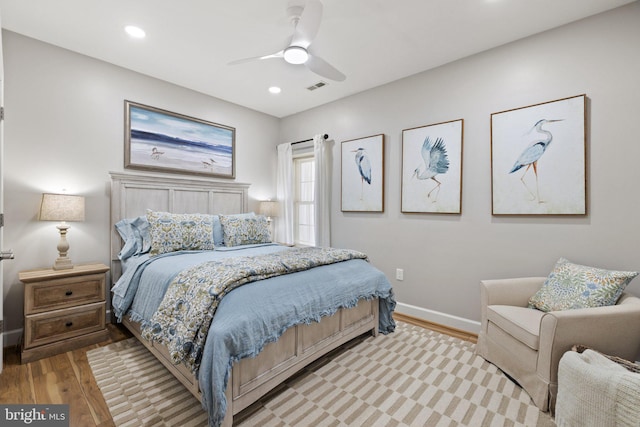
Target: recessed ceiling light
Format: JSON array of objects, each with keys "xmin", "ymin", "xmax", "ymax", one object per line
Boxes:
[
  {"xmin": 268, "ymin": 86, "xmax": 282, "ymax": 94},
  {"xmin": 125, "ymin": 25, "xmax": 146, "ymax": 39}
]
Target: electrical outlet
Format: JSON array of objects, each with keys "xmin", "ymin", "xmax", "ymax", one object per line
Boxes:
[{"xmin": 396, "ymin": 268, "xmax": 404, "ymax": 281}]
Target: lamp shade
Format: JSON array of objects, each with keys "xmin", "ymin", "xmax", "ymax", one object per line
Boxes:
[
  {"xmin": 39, "ymin": 193, "xmax": 85, "ymax": 222},
  {"xmin": 259, "ymin": 200, "xmax": 279, "ymax": 218}
]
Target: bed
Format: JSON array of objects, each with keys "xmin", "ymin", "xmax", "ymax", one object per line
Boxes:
[{"xmin": 109, "ymin": 172, "xmax": 396, "ymax": 427}]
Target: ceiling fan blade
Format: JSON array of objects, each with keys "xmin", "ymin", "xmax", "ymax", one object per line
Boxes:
[
  {"xmin": 290, "ymin": 0, "xmax": 323, "ymax": 48},
  {"xmin": 306, "ymin": 54, "xmax": 346, "ymax": 81},
  {"xmin": 228, "ymin": 51, "xmax": 284, "ymax": 66}
]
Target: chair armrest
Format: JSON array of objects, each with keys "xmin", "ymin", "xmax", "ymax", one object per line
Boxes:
[
  {"xmin": 478, "ymin": 277, "xmax": 546, "ymax": 336},
  {"xmin": 480, "ymin": 277, "xmax": 546, "ymax": 307},
  {"xmin": 538, "ymin": 300, "xmax": 640, "ymax": 383}
]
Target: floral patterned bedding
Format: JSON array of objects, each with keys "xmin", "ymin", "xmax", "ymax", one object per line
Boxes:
[
  {"xmin": 141, "ymin": 246, "xmax": 368, "ymax": 371},
  {"xmin": 113, "ymin": 243, "xmax": 395, "ymax": 427}
]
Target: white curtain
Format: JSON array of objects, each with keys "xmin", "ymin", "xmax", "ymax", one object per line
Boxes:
[
  {"xmin": 313, "ymin": 134, "xmax": 331, "ymax": 247},
  {"xmin": 275, "ymin": 143, "xmax": 294, "ymax": 245}
]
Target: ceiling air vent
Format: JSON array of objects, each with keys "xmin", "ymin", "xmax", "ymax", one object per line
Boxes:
[{"xmin": 307, "ymin": 81, "xmax": 327, "ymax": 91}]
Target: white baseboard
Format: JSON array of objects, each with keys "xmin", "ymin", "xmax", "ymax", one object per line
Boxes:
[{"xmin": 395, "ymin": 302, "xmax": 481, "ymax": 334}]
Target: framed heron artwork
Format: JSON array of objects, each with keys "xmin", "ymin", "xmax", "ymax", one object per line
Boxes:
[
  {"xmin": 341, "ymin": 134, "xmax": 385, "ymax": 212},
  {"xmin": 124, "ymin": 100, "xmax": 236, "ymax": 178},
  {"xmin": 401, "ymin": 119, "xmax": 463, "ymax": 214},
  {"xmin": 491, "ymin": 94, "xmax": 586, "ymax": 215}
]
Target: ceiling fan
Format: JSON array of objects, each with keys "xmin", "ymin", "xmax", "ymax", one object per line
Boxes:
[{"xmin": 228, "ymin": 0, "xmax": 346, "ymax": 82}]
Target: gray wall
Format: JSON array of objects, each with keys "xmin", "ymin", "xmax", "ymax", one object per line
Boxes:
[
  {"xmin": 1, "ymin": 31, "xmax": 280, "ymax": 341},
  {"xmin": 280, "ymin": 3, "xmax": 640, "ymax": 331}
]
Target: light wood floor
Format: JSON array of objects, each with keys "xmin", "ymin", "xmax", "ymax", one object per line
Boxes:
[
  {"xmin": 0, "ymin": 323, "xmax": 133, "ymax": 427},
  {"xmin": 0, "ymin": 316, "xmax": 476, "ymax": 427}
]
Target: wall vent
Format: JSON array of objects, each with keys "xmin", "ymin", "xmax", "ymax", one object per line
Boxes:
[{"xmin": 306, "ymin": 81, "xmax": 327, "ymax": 91}]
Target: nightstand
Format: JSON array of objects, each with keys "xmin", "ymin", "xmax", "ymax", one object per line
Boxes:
[{"xmin": 19, "ymin": 263, "xmax": 110, "ymax": 363}]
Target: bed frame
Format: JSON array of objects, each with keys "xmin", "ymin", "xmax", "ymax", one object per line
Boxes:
[{"xmin": 110, "ymin": 172, "xmax": 379, "ymax": 426}]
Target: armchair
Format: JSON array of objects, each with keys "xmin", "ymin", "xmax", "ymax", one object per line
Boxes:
[{"xmin": 476, "ymin": 277, "xmax": 640, "ymax": 412}]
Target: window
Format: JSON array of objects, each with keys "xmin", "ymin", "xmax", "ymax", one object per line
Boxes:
[{"xmin": 294, "ymin": 156, "xmax": 315, "ymax": 246}]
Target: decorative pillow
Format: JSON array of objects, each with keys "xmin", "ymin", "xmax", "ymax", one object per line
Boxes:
[
  {"xmin": 212, "ymin": 212, "xmax": 255, "ymax": 246},
  {"xmin": 219, "ymin": 214, "xmax": 271, "ymax": 247},
  {"xmin": 147, "ymin": 210, "xmax": 215, "ymax": 256},
  {"xmin": 115, "ymin": 215, "xmax": 152, "ymax": 260},
  {"xmin": 528, "ymin": 258, "xmax": 638, "ymax": 312},
  {"xmin": 115, "ymin": 218, "xmax": 139, "ymax": 260},
  {"xmin": 133, "ymin": 215, "xmax": 152, "ymax": 254}
]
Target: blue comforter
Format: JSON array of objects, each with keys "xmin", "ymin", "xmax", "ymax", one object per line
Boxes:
[{"xmin": 111, "ymin": 244, "xmax": 396, "ymax": 426}]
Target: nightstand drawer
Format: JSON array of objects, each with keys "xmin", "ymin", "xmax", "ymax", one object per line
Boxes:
[
  {"xmin": 25, "ymin": 273, "xmax": 105, "ymax": 314},
  {"xmin": 24, "ymin": 302, "xmax": 106, "ymax": 349}
]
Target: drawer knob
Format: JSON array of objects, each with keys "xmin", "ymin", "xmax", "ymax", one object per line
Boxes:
[
  {"xmin": 65, "ymin": 290, "xmax": 73, "ymax": 296},
  {"xmin": 65, "ymin": 321, "xmax": 73, "ymax": 327}
]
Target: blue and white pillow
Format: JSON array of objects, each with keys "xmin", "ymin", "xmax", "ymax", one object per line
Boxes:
[
  {"xmin": 528, "ymin": 258, "xmax": 638, "ymax": 312},
  {"xmin": 147, "ymin": 210, "xmax": 215, "ymax": 256},
  {"xmin": 219, "ymin": 214, "xmax": 271, "ymax": 247},
  {"xmin": 115, "ymin": 215, "xmax": 151, "ymax": 260},
  {"xmin": 212, "ymin": 212, "xmax": 255, "ymax": 246}
]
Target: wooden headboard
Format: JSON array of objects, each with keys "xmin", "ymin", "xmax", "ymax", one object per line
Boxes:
[{"xmin": 109, "ymin": 172, "xmax": 250, "ymax": 280}]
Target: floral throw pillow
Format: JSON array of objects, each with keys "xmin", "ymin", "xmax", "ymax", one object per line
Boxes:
[
  {"xmin": 147, "ymin": 210, "xmax": 215, "ymax": 256},
  {"xmin": 219, "ymin": 214, "xmax": 271, "ymax": 247},
  {"xmin": 528, "ymin": 258, "xmax": 638, "ymax": 312}
]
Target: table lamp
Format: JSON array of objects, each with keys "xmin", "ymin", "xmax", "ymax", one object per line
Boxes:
[
  {"xmin": 259, "ymin": 200, "xmax": 279, "ymax": 241},
  {"xmin": 39, "ymin": 193, "xmax": 85, "ymax": 270},
  {"xmin": 259, "ymin": 200, "xmax": 279, "ymax": 224}
]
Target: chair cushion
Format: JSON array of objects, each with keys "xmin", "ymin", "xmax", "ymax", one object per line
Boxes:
[
  {"xmin": 487, "ymin": 305, "xmax": 545, "ymax": 350},
  {"xmin": 528, "ymin": 258, "xmax": 638, "ymax": 312}
]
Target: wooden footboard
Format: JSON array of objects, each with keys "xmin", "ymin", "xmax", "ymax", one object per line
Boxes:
[{"xmin": 121, "ymin": 298, "xmax": 379, "ymax": 426}]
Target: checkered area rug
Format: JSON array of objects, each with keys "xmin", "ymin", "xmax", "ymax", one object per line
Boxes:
[
  {"xmin": 239, "ymin": 322, "xmax": 554, "ymax": 426},
  {"xmin": 88, "ymin": 322, "xmax": 555, "ymax": 426},
  {"xmin": 87, "ymin": 338, "xmax": 208, "ymax": 427}
]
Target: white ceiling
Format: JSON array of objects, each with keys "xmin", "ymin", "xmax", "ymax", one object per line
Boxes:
[{"xmin": 0, "ymin": 0, "xmax": 634, "ymax": 118}]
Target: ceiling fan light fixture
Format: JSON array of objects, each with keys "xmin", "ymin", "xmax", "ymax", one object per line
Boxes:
[
  {"xmin": 228, "ymin": 1, "xmax": 346, "ymax": 81},
  {"xmin": 283, "ymin": 46, "xmax": 309, "ymax": 64}
]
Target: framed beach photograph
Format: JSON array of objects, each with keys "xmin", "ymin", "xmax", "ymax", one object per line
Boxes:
[
  {"xmin": 401, "ymin": 119, "xmax": 463, "ymax": 214},
  {"xmin": 491, "ymin": 94, "xmax": 586, "ymax": 215},
  {"xmin": 341, "ymin": 134, "xmax": 384, "ymax": 212},
  {"xmin": 125, "ymin": 100, "xmax": 235, "ymax": 178}
]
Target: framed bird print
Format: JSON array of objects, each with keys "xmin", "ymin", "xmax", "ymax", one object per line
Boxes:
[
  {"xmin": 491, "ymin": 94, "xmax": 586, "ymax": 215},
  {"xmin": 124, "ymin": 100, "xmax": 236, "ymax": 178},
  {"xmin": 401, "ymin": 119, "xmax": 463, "ymax": 214},
  {"xmin": 341, "ymin": 134, "xmax": 385, "ymax": 212}
]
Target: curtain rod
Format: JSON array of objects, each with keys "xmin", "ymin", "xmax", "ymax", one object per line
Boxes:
[{"xmin": 290, "ymin": 133, "xmax": 329, "ymax": 145}]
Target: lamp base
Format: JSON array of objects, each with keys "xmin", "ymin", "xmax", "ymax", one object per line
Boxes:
[
  {"xmin": 53, "ymin": 256, "xmax": 74, "ymax": 270},
  {"xmin": 53, "ymin": 222, "xmax": 74, "ymax": 270}
]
